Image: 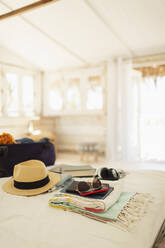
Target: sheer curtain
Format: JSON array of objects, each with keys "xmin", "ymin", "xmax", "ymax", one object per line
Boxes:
[{"xmin": 106, "ymin": 58, "xmax": 140, "ymax": 162}]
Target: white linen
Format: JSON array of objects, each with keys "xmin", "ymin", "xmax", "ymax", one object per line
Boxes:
[{"xmin": 0, "ymin": 169, "xmax": 165, "ymax": 248}]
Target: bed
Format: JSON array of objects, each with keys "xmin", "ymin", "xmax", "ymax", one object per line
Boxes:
[{"xmin": 0, "ymin": 165, "xmax": 165, "ymax": 248}]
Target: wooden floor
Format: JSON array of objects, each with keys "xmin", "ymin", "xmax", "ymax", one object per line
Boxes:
[{"xmin": 56, "ymin": 152, "xmax": 165, "ymax": 171}]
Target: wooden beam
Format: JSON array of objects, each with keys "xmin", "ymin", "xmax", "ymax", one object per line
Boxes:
[{"xmin": 0, "ymin": 0, "xmax": 60, "ymax": 21}]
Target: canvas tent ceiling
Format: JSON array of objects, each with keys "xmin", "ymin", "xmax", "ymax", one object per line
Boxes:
[{"xmin": 0, "ymin": 0, "xmax": 165, "ymax": 71}]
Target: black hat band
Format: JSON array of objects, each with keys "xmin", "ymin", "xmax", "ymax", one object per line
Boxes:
[{"xmin": 14, "ymin": 175, "xmax": 50, "ymax": 190}]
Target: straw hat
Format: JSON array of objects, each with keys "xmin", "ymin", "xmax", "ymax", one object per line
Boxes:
[{"xmin": 2, "ymin": 160, "xmax": 61, "ymax": 196}]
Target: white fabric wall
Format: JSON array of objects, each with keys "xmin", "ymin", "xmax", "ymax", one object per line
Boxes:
[{"xmin": 0, "ymin": 45, "xmax": 37, "ymax": 70}]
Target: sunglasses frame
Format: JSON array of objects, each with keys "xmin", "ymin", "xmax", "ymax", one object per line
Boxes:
[{"xmin": 76, "ymin": 175, "xmax": 102, "ymax": 195}]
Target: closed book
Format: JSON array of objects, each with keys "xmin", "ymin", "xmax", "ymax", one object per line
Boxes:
[{"xmin": 50, "ymin": 164, "xmax": 96, "ymax": 177}]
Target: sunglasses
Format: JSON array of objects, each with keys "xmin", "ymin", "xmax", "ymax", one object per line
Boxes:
[{"xmin": 76, "ymin": 176, "xmax": 102, "ymax": 195}]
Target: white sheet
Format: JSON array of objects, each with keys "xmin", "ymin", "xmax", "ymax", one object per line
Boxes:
[{"xmin": 0, "ymin": 168, "xmax": 165, "ymax": 248}]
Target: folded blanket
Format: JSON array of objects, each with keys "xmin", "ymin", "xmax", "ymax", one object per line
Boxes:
[{"xmin": 49, "ymin": 192, "xmax": 153, "ymax": 231}]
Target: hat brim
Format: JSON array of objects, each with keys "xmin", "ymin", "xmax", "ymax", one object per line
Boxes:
[{"xmin": 2, "ymin": 171, "xmax": 61, "ymax": 196}]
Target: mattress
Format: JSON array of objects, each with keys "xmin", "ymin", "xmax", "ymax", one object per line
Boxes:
[{"xmin": 0, "ymin": 168, "xmax": 165, "ymax": 248}]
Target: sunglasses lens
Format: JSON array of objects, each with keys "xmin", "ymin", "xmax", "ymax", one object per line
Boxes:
[
  {"xmin": 78, "ymin": 181, "xmax": 90, "ymax": 192},
  {"xmin": 93, "ymin": 178, "xmax": 102, "ymax": 189}
]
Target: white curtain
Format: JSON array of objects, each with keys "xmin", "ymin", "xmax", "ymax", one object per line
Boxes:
[{"xmin": 106, "ymin": 58, "xmax": 140, "ymax": 162}]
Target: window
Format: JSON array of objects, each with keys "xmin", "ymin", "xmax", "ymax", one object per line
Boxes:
[
  {"xmin": 140, "ymin": 76, "xmax": 165, "ymax": 160},
  {"xmin": 0, "ymin": 70, "xmax": 3, "ymax": 115},
  {"xmin": 0, "ymin": 66, "xmax": 39, "ymax": 117},
  {"xmin": 65, "ymin": 78, "xmax": 81, "ymax": 111},
  {"xmin": 44, "ymin": 66, "xmax": 105, "ymax": 116},
  {"xmin": 5, "ymin": 73, "xmax": 19, "ymax": 116},
  {"xmin": 86, "ymin": 76, "xmax": 103, "ymax": 110},
  {"xmin": 22, "ymin": 75, "xmax": 34, "ymax": 116},
  {"xmin": 48, "ymin": 80, "xmax": 63, "ymax": 111}
]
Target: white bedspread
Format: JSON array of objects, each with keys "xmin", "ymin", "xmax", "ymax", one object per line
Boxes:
[{"xmin": 0, "ymin": 168, "xmax": 165, "ymax": 248}]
